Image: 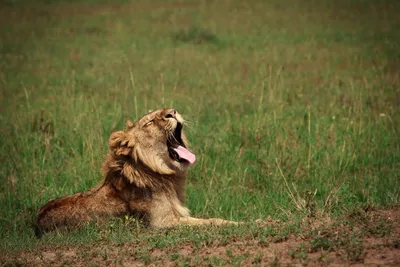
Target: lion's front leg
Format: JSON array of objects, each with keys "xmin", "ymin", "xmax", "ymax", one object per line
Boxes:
[
  {"xmin": 177, "ymin": 216, "xmax": 238, "ymax": 226},
  {"xmin": 146, "ymin": 195, "xmax": 239, "ymax": 228}
]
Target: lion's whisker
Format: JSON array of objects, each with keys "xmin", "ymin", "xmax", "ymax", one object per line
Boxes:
[
  {"xmin": 182, "ymin": 119, "xmax": 195, "ymax": 125},
  {"xmin": 168, "ymin": 132, "xmax": 179, "ymax": 144}
]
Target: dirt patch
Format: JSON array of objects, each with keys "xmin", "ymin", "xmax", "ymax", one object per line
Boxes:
[{"xmin": 1, "ymin": 208, "xmax": 400, "ymax": 266}]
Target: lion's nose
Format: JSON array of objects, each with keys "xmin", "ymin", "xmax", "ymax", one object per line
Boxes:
[{"xmin": 165, "ymin": 109, "xmax": 176, "ymax": 119}]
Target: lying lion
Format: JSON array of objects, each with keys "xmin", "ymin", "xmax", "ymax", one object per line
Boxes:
[{"xmin": 36, "ymin": 108, "xmax": 235, "ymax": 236}]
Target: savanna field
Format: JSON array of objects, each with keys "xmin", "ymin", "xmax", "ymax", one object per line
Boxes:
[{"xmin": 1, "ymin": 0, "xmax": 399, "ymax": 265}]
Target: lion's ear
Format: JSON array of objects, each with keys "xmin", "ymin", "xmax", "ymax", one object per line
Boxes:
[
  {"xmin": 109, "ymin": 131, "xmax": 134, "ymax": 156},
  {"xmin": 125, "ymin": 120, "xmax": 134, "ymax": 129}
]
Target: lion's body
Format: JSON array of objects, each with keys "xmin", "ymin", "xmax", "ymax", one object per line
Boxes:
[
  {"xmin": 36, "ymin": 109, "xmax": 234, "ymax": 236},
  {"xmin": 36, "ymin": 184, "xmax": 128, "ymax": 234}
]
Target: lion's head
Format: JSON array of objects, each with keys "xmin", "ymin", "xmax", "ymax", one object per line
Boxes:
[{"xmin": 106, "ymin": 109, "xmax": 195, "ymax": 182}]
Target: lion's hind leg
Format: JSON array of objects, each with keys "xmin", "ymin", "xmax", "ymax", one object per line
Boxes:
[
  {"xmin": 35, "ymin": 192, "xmax": 93, "ymax": 236},
  {"xmin": 35, "ymin": 185, "xmax": 128, "ymax": 237}
]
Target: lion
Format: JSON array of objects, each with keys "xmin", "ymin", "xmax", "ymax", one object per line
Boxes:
[{"xmin": 35, "ymin": 108, "xmax": 235, "ymax": 236}]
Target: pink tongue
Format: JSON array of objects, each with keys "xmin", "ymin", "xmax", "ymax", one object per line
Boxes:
[{"xmin": 173, "ymin": 145, "xmax": 196, "ymax": 164}]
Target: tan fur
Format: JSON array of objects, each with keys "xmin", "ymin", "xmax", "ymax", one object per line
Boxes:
[{"xmin": 36, "ymin": 108, "xmax": 235, "ymax": 236}]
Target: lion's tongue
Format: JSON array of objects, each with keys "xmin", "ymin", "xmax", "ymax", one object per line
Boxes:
[{"xmin": 173, "ymin": 146, "xmax": 196, "ymax": 164}]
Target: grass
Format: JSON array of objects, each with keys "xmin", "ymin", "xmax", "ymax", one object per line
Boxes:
[
  {"xmin": 2, "ymin": 210, "xmax": 395, "ymax": 265},
  {"xmin": 0, "ymin": 0, "xmax": 399, "ymax": 263}
]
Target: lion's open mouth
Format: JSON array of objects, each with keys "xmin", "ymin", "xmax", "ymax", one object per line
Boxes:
[{"xmin": 167, "ymin": 123, "xmax": 196, "ymax": 164}]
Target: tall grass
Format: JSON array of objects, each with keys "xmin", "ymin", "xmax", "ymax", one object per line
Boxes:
[{"xmin": 0, "ymin": 0, "xmax": 399, "ymax": 249}]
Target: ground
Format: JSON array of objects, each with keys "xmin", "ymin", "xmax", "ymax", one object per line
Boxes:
[{"xmin": 2, "ymin": 207, "xmax": 399, "ymax": 266}]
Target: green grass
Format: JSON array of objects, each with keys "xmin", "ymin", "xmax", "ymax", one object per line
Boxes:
[{"xmin": 0, "ymin": 0, "xmax": 399, "ymax": 254}]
